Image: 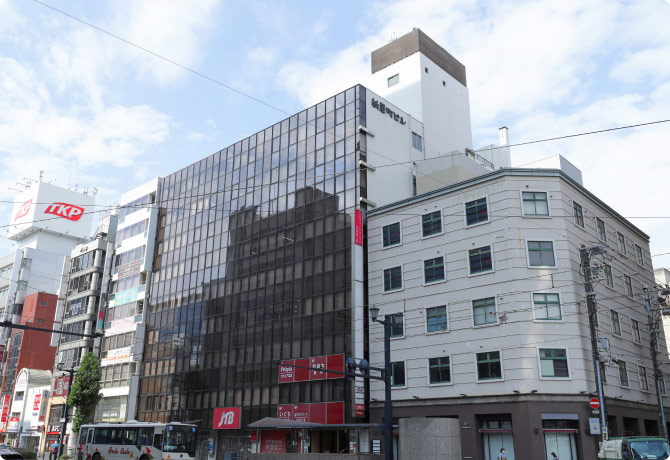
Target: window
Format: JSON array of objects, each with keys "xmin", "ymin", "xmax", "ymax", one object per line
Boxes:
[
  {"xmin": 604, "ymin": 264, "xmax": 614, "ymax": 288},
  {"xmin": 539, "ymin": 348, "xmax": 569, "ymax": 378},
  {"xmin": 527, "ymin": 241, "xmax": 556, "ymax": 267},
  {"xmin": 426, "ymin": 306, "xmax": 447, "ymax": 332},
  {"xmin": 632, "ymin": 319, "xmax": 641, "ymax": 343},
  {"xmin": 617, "ymin": 232, "xmax": 627, "ymax": 255},
  {"xmin": 476, "ymin": 351, "xmax": 502, "ymax": 381},
  {"xmin": 522, "ymin": 191, "xmax": 549, "ymax": 216},
  {"xmin": 596, "ymin": 218, "xmax": 607, "ymax": 242},
  {"xmin": 428, "ymin": 357, "xmax": 451, "ymax": 384},
  {"xmin": 387, "ymin": 74, "xmax": 399, "ymax": 88},
  {"xmin": 639, "ymin": 366, "xmax": 649, "ymax": 391},
  {"xmin": 533, "ymin": 293, "xmax": 562, "ymax": 320},
  {"xmin": 383, "ymin": 267, "xmax": 402, "ymax": 292},
  {"xmin": 469, "ymin": 246, "xmax": 493, "ymax": 274},
  {"xmin": 473, "ymin": 297, "xmax": 497, "ymax": 326},
  {"xmin": 14, "ymin": 391, "xmax": 24, "ymax": 401},
  {"xmin": 618, "ymin": 361, "xmax": 629, "ymax": 387},
  {"xmin": 635, "ymin": 244, "xmax": 644, "ymax": 266},
  {"xmin": 573, "ymin": 202, "xmax": 584, "ymax": 227},
  {"xmin": 610, "ymin": 310, "xmax": 621, "ymax": 336},
  {"xmin": 625, "ymin": 275, "xmax": 634, "ymax": 298},
  {"xmin": 465, "ymin": 198, "xmax": 488, "ymax": 225},
  {"xmin": 390, "ymin": 314, "xmax": 404, "ymax": 338},
  {"xmin": 424, "ymin": 257, "xmax": 445, "ymax": 283},
  {"xmin": 600, "ymin": 362, "xmax": 607, "ymax": 383},
  {"xmin": 391, "ymin": 361, "xmax": 405, "ymax": 387},
  {"xmin": 382, "ymin": 222, "xmax": 401, "ymax": 248},
  {"xmin": 412, "ymin": 132, "xmax": 423, "ymax": 151},
  {"xmin": 421, "ymin": 211, "xmax": 442, "ymax": 237}
]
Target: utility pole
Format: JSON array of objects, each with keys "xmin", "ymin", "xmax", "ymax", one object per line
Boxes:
[
  {"xmin": 57, "ymin": 366, "xmax": 75, "ymax": 458},
  {"xmin": 580, "ymin": 244, "xmax": 608, "ymax": 441},
  {"xmin": 643, "ymin": 287, "xmax": 668, "ymax": 442}
]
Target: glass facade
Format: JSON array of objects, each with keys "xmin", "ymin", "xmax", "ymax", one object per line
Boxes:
[{"xmin": 138, "ymin": 86, "xmax": 366, "ymax": 449}]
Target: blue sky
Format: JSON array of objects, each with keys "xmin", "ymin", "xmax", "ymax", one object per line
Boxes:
[{"xmin": 1, "ymin": 0, "xmax": 670, "ymax": 269}]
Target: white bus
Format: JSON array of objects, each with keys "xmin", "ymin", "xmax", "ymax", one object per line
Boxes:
[{"xmin": 77, "ymin": 422, "xmax": 197, "ymax": 460}]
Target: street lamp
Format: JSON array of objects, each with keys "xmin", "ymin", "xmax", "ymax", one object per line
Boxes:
[
  {"xmin": 56, "ymin": 363, "xmax": 75, "ymax": 459},
  {"xmin": 369, "ymin": 306, "xmax": 401, "ymax": 460}
]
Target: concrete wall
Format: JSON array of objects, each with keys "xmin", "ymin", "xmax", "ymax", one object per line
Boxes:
[{"xmin": 399, "ymin": 417, "xmax": 461, "ymax": 460}]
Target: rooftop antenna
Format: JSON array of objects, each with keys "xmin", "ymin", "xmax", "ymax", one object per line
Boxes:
[{"xmin": 92, "ymin": 187, "xmax": 99, "ymax": 197}]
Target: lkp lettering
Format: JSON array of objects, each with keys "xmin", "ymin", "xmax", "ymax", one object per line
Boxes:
[{"xmin": 44, "ymin": 202, "xmax": 85, "ymax": 221}]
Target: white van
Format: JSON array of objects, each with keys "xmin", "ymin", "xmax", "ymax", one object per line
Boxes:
[{"xmin": 598, "ymin": 437, "xmax": 670, "ymax": 459}]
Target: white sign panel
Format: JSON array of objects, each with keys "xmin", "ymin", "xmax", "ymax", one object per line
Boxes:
[
  {"xmin": 8, "ymin": 182, "xmax": 95, "ymax": 240},
  {"xmin": 101, "ymin": 347, "xmax": 132, "ymax": 366},
  {"xmin": 589, "ymin": 418, "xmax": 601, "ymax": 435}
]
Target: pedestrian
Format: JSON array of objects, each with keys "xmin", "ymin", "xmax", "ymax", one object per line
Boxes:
[
  {"xmin": 498, "ymin": 447, "xmax": 507, "ymax": 460},
  {"xmin": 49, "ymin": 440, "xmax": 59, "ymax": 460},
  {"xmin": 551, "ymin": 452, "xmax": 559, "ymax": 460}
]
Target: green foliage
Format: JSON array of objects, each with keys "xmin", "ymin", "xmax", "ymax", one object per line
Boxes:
[
  {"xmin": 59, "ymin": 455, "xmax": 72, "ymax": 460},
  {"xmin": 67, "ymin": 352, "xmax": 102, "ymax": 432},
  {"xmin": 16, "ymin": 451, "xmax": 37, "ymax": 459}
]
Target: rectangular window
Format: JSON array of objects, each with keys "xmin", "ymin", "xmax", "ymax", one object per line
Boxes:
[
  {"xmin": 424, "ymin": 257, "xmax": 445, "ymax": 283},
  {"xmin": 597, "ymin": 218, "xmax": 607, "ymax": 242},
  {"xmin": 619, "ymin": 361, "xmax": 629, "ymax": 387},
  {"xmin": 473, "ymin": 297, "xmax": 497, "ymax": 326},
  {"xmin": 573, "ymin": 202, "xmax": 584, "ymax": 227},
  {"xmin": 469, "ymin": 246, "xmax": 493, "ymax": 274},
  {"xmin": 610, "ymin": 310, "xmax": 621, "ymax": 336},
  {"xmin": 428, "ymin": 357, "xmax": 451, "ymax": 384},
  {"xmin": 635, "ymin": 244, "xmax": 644, "ymax": 266},
  {"xmin": 539, "ymin": 348, "xmax": 569, "ymax": 378},
  {"xmin": 383, "ymin": 267, "xmax": 403, "ymax": 292},
  {"xmin": 632, "ymin": 319, "xmax": 641, "ymax": 343},
  {"xmin": 387, "ymin": 74, "xmax": 399, "ymax": 87},
  {"xmin": 639, "ymin": 366, "xmax": 649, "ymax": 391},
  {"xmin": 382, "ymin": 222, "xmax": 401, "ymax": 248},
  {"xmin": 412, "ymin": 132, "xmax": 423, "ymax": 151},
  {"xmin": 533, "ymin": 293, "xmax": 562, "ymax": 320},
  {"xmin": 625, "ymin": 275, "xmax": 634, "ymax": 298},
  {"xmin": 477, "ymin": 351, "xmax": 502, "ymax": 381},
  {"xmin": 465, "ymin": 198, "xmax": 488, "ymax": 225},
  {"xmin": 522, "ymin": 191, "xmax": 549, "ymax": 216},
  {"xmin": 422, "ymin": 211, "xmax": 442, "ymax": 237},
  {"xmin": 391, "ymin": 361, "xmax": 405, "ymax": 387},
  {"xmin": 426, "ymin": 306, "xmax": 448, "ymax": 333},
  {"xmin": 390, "ymin": 313, "xmax": 404, "ymax": 338},
  {"xmin": 527, "ymin": 241, "xmax": 556, "ymax": 267},
  {"xmin": 600, "ymin": 362, "xmax": 607, "ymax": 383},
  {"xmin": 604, "ymin": 264, "xmax": 614, "ymax": 288},
  {"xmin": 617, "ymin": 232, "xmax": 627, "ymax": 255}
]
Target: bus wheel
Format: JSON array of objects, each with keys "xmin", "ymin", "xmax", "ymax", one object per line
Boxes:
[
  {"xmin": 140, "ymin": 455, "xmax": 149, "ymax": 460},
  {"xmin": 92, "ymin": 454, "xmax": 100, "ymax": 460}
]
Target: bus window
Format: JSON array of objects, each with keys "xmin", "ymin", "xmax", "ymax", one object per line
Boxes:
[
  {"xmin": 122, "ymin": 428, "xmax": 139, "ymax": 445},
  {"xmin": 110, "ymin": 428, "xmax": 123, "ymax": 444},
  {"xmin": 153, "ymin": 433, "xmax": 162, "ymax": 449},
  {"xmin": 87, "ymin": 429, "xmax": 94, "ymax": 444},
  {"xmin": 79, "ymin": 428, "xmax": 88, "ymax": 444},
  {"xmin": 138, "ymin": 428, "xmax": 153, "ymax": 446},
  {"xmin": 95, "ymin": 428, "xmax": 110, "ymax": 444}
]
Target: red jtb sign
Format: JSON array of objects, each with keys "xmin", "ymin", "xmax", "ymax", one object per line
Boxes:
[
  {"xmin": 44, "ymin": 202, "xmax": 85, "ymax": 221},
  {"xmin": 15, "ymin": 199, "xmax": 32, "ymax": 221},
  {"xmin": 212, "ymin": 407, "xmax": 241, "ymax": 430}
]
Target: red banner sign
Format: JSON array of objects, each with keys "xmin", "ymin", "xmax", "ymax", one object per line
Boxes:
[
  {"xmin": 279, "ymin": 354, "xmax": 344, "ymax": 384},
  {"xmin": 212, "ymin": 407, "xmax": 241, "ymax": 430},
  {"xmin": 355, "ymin": 209, "xmax": 363, "ymax": 245},
  {"xmin": 277, "ymin": 401, "xmax": 344, "ymax": 425},
  {"xmin": 1, "ymin": 395, "xmax": 10, "ymax": 422},
  {"xmin": 53, "ymin": 376, "xmax": 73, "ymax": 397},
  {"xmin": 33, "ymin": 394, "xmax": 41, "ymax": 411}
]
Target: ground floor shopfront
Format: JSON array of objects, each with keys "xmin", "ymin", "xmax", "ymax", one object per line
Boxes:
[{"xmin": 370, "ymin": 395, "xmax": 670, "ymax": 460}]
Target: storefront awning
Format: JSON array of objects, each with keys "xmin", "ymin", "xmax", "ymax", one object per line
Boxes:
[{"xmin": 247, "ymin": 417, "xmax": 381, "ymax": 430}]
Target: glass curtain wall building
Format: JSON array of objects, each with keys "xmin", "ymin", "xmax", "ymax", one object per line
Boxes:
[{"xmin": 138, "ymin": 86, "xmax": 367, "ymax": 454}]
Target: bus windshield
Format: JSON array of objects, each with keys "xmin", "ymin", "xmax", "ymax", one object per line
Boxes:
[
  {"xmin": 630, "ymin": 440, "xmax": 670, "ymax": 460},
  {"xmin": 162, "ymin": 425, "xmax": 197, "ymax": 457}
]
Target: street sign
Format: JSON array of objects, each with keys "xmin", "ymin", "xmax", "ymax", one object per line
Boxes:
[
  {"xmin": 589, "ymin": 418, "xmax": 601, "ymax": 435},
  {"xmin": 589, "ymin": 398, "xmax": 600, "ymax": 409}
]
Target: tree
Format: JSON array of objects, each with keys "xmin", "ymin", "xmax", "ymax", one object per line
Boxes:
[{"xmin": 67, "ymin": 352, "xmax": 102, "ymax": 432}]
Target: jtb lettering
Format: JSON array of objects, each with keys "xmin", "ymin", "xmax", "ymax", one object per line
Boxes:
[
  {"xmin": 44, "ymin": 203, "xmax": 85, "ymax": 221},
  {"xmin": 217, "ymin": 411, "xmax": 235, "ymax": 427}
]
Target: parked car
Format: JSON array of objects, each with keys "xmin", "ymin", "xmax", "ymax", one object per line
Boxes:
[{"xmin": 0, "ymin": 448, "xmax": 23, "ymax": 460}]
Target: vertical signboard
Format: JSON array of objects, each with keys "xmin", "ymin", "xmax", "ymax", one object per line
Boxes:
[
  {"xmin": 354, "ymin": 209, "xmax": 363, "ymax": 246},
  {"xmin": 39, "ymin": 390, "xmax": 49, "ymax": 422},
  {"xmin": 0, "ymin": 394, "xmax": 10, "ymax": 432}
]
